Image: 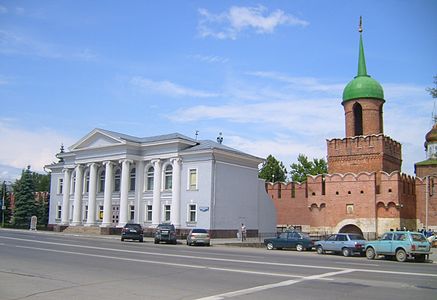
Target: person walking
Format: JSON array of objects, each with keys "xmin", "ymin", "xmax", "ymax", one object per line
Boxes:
[{"xmin": 241, "ymin": 223, "xmax": 247, "ymax": 242}]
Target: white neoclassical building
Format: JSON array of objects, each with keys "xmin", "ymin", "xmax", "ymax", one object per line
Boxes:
[{"xmin": 46, "ymin": 128, "xmax": 276, "ymax": 237}]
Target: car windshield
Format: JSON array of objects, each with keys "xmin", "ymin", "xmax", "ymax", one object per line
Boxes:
[
  {"xmin": 349, "ymin": 234, "xmax": 364, "ymax": 240},
  {"xmin": 192, "ymin": 229, "xmax": 208, "ymax": 233},
  {"xmin": 411, "ymin": 233, "xmax": 426, "ymax": 242},
  {"xmin": 300, "ymin": 233, "xmax": 310, "ymax": 239}
]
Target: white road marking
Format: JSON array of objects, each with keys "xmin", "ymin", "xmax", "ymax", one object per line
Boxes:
[
  {"xmin": 13, "ymin": 244, "xmax": 307, "ymax": 279},
  {"xmin": 194, "ymin": 269, "xmax": 356, "ymax": 300},
  {"xmin": 335, "ymin": 261, "xmax": 380, "ymax": 267},
  {"xmin": 2, "ymin": 236, "xmax": 436, "ymax": 278}
]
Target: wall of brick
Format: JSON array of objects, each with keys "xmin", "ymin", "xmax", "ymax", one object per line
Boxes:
[{"xmin": 343, "ymin": 98, "xmax": 384, "ymax": 137}]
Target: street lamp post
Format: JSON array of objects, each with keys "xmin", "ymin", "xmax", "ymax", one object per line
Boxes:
[{"xmin": 1, "ymin": 181, "xmax": 6, "ymax": 228}]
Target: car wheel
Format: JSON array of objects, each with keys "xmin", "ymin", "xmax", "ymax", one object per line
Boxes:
[
  {"xmin": 316, "ymin": 246, "xmax": 324, "ymax": 254},
  {"xmin": 342, "ymin": 248, "xmax": 351, "ymax": 257},
  {"xmin": 415, "ymin": 254, "xmax": 426, "ymax": 262},
  {"xmin": 296, "ymin": 244, "xmax": 304, "ymax": 252},
  {"xmin": 365, "ymin": 247, "xmax": 375, "ymax": 260},
  {"xmin": 395, "ymin": 249, "xmax": 407, "ymax": 262},
  {"xmin": 266, "ymin": 242, "xmax": 274, "ymax": 250},
  {"xmin": 121, "ymin": 237, "xmax": 124, "ymax": 242}
]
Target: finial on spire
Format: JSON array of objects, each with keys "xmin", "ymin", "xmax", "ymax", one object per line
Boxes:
[{"xmin": 359, "ymin": 16, "xmax": 363, "ymax": 33}]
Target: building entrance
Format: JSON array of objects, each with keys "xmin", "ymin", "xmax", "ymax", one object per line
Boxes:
[
  {"xmin": 112, "ymin": 205, "xmax": 119, "ymax": 225},
  {"xmin": 339, "ymin": 224, "xmax": 363, "ymax": 236}
]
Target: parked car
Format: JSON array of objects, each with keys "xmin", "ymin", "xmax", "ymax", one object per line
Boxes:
[
  {"xmin": 365, "ymin": 231, "xmax": 432, "ymax": 262},
  {"xmin": 264, "ymin": 230, "xmax": 314, "ymax": 251},
  {"xmin": 187, "ymin": 228, "xmax": 211, "ymax": 246},
  {"xmin": 121, "ymin": 223, "xmax": 144, "ymax": 242},
  {"xmin": 154, "ymin": 223, "xmax": 177, "ymax": 244},
  {"xmin": 315, "ymin": 233, "xmax": 366, "ymax": 257}
]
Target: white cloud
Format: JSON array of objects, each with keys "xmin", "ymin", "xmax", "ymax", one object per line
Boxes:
[
  {"xmin": 169, "ymin": 98, "xmax": 343, "ymax": 136},
  {"xmin": 0, "ymin": 30, "xmax": 97, "ymax": 61},
  {"xmin": 198, "ymin": 5, "xmax": 309, "ymax": 40},
  {"xmin": 130, "ymin": 76, "xmax": 220, "ymax": 98},
  {"xmin": 190, "ymin": 54, "xmax": 229, "ymax": 64},
  {"xmin": 0, "ymin": 120, "xmax": 75, "ymax": 172},
  {"xmin": 246, "ymin": 71, "xmax": 344, "ymax": 95}
]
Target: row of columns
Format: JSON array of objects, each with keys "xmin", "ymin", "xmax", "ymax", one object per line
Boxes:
[{"xmin": 60, "ymin": 158, "xmax": 182, "ymax": 228}]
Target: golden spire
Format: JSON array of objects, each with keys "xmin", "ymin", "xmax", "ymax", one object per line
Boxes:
[{"xmin": 359, "ymin": 16, "xmax": 363, "ymax": 33}]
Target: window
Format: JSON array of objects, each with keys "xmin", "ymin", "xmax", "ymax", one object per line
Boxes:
[
  {"xmin": 57, "ymin": 205, "xmax": 62, "ymax": 219},
  {"xmin": 146, "ymin": 205, "xmax": 152, "ymax": 221},
  {"xmin": 130, "ymin": 205, "xmax": 135, "ymax": 221},
  {"xmin": 72, "ymin": 175, "xmax": 76, "ymax": 194},
  {"xmin": 188, "ymin": 204, "xmax": 197, "ymax": 222},
  {"xmin": 114, "ymin": 169, "xmax": 121, "ymax": 192},
  {"xmin": 327, "ymin": 235, "xmax": 337, "ymax": 241},
  {"xmin": 84, "ymin": 205, "xmax": 88, "ymax": 221},
  {"xmin": 99, "ymin": 170, "xmax": 105, "ymax": 193},
  {"xmin": 353, "ymin": 102, "xmax": 363, "ymax": 136},
  {"xmin": 188, "ymin": 169, "xmax": 197, "ymax": 190},
  {"xmin": 346, "ymin": 204, "xmax": 354, "ymax": 214},
  {"xmin": 130, "ymin": 168, "xmax": 136, "ymax": 191},
  {"xmin": 146, "ymin": 166, "xmax": 154, "ymax": 191},
  {"xmin": 164, "ymin": 165, "xmax": 173, "ymax": 190},
  {"xmin": 99, "ymin": 205, "xmax": 104, "ymax": 220},
  {"xmin": 84, "ymin": 171, "xmax": 90, "ymax": 193},
  {"xmin": 381, "ymin": 233, "xmax": 393, "ymax": 241},
  {"xmin": 58, "ymin": 178, "xmax": 63, "ymax": 194},
  {"xmin": 394, "ymin": 233, "xmax": 406, "ymax": 241},
  {"xmin": 336, "ymin": 234, "xmax": 347, "ymax": 241},
  {"xmin": 164, "ymin": 205, "xmax": 171, "ymax": 222}
]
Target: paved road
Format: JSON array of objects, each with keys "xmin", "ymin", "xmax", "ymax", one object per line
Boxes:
[{"xmin": 0, "ymin": 229, "xmax": 436, "ymax": 300}]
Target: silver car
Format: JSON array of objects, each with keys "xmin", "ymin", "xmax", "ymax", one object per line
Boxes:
[
  {"xmin": 315, "ymin": 233, "xmax": 366, "ymax": 257},
  {"xmin": 187, "ymin": 228, "xmax": 211, "ymax": 246}
]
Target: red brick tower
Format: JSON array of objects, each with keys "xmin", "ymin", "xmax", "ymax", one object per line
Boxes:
[{"xmin": 327, "ymin": 20, "xmax": 402, "ymax": 175}]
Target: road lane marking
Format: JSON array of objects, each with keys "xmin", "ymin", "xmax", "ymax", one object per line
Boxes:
[
  {"xmin": 12, "ymin": 245, "xmax": 315, "ymax": 279},
  {"xmin": 195, "ymin": 269, "xmax": 356, "ymax": 300},
  {"xmin": 2, "ymin": 236, "xmax": 437, "ymax": 278}
]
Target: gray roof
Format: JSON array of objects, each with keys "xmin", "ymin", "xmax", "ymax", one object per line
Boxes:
[{"xmin": 97, "ymin": 128, "xmax": 197, "ymax": 144}]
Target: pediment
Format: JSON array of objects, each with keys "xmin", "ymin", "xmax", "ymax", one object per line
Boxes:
[{"xmin": 70, "ymin": 129, "xmax": 125, "ymax": 151}]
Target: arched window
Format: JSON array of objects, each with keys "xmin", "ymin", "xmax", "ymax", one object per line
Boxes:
[
  {"xmin": 146, "ymin": 166, "xmax": 154, "ymax": 191},
  {"xmin": 130, "ymin": 168, "xmax": 136, "ymax": 191},
  {"xmin": 353, "ymin": 102, "xmax": 363, "ymax": 136},
  {"xmin": 99, "ymin": 170, "xmax": 105, "ymax": 193},
  {"xmin": 164, "ymin": 164, "xmax": 173, "ymax": 190},
  {"xmin": 114, "ymin": 169, "xmax": 121, "ymax": 192}
]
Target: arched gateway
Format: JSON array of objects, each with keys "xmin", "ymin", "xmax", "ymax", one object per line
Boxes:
[{"xmin": 339, "ymin": 224, "xmax": 364, "ymax": 236}]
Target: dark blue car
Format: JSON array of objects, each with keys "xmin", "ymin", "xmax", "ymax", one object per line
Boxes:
[{"xmin": 264, "ymin": 231, "xmax": 314, "ymax": 251}]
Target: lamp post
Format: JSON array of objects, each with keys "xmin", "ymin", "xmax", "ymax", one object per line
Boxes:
[
  {"xmin": 1, "ymin": 181, "xmax": 6, "ymax": 228},
  {"xmin": 425, "ymin": 174, "xmax": 435, "ymax": 231}
]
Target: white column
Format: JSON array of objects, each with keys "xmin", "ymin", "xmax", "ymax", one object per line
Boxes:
[
  {"xmin": 170, "ymin": 157, "xmax": 182, "ymax": 227},
  {"xmin": 118, "ymin": 159, "xmax": 132, "ymax": 227},
  {"xmin": 151, "ymin": 159, "xmax": 162, "ymax": 226},
  {"xmin": 71, "ymin": 165, "xmax": 84, "ymax": 226},
  {"xmin": 101, "ymin": 161, "xmax": 114, "ymax": 227},
  {"xmin": 86, "ymin": 163, "xmax": 98, "ymax": 226},
  {"xmin": 61, "ymin": 168, "xmax": 72, "ymax": 225},
  {"xmin": 135, "ymin": 160, "xmax": 145, "ymax": 223}
]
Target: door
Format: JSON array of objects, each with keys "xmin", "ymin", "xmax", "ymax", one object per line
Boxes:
[
  {"xmin": 112, "ymin": 205, "xmax": 119, "ymax": 225},
  {"xmin": 325, "ymin": 234, "xmax": 337, "ymax": 251},
  {"xmin": 378, "ymin": 232, "xmax": 394, "ymax": 254}
]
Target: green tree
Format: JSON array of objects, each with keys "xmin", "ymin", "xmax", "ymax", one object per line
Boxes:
[
  {"xmin": 32, "ymin": 172, "xmax": 50, "ymax": 192},
  {"xmin": 289, "ymin": 154, "xmax": 328, "ymax": 183},
  {"xmin": 12, "ymin": 166, "xmax": 37, "ymax": 227},
  {"xmin": 426, "ymin": 75, "xmax": 437, "ymax": 98},
  {"xmin": 259, "ymin": 154, "xmax": 288, "ymax": 182}
]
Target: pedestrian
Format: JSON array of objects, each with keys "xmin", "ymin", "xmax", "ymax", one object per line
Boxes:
[{"xmin": 241, "ymin": 223, "xmax": 247, "ymax": 242}]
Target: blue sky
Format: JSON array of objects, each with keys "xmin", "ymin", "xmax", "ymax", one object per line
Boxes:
[{"xmin": 0, "ymin": 0, "xmax": 436, "ymax": 181}]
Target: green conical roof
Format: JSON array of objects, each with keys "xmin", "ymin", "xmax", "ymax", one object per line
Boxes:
[{"xmin": 342, "ymin": 32, "xmax": 384, "ymax": 103}]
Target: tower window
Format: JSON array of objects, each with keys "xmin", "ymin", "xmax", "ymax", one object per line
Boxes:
[{"xmin": 353, "ymin": 102, "xmax": 363, "ymax": 136}]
